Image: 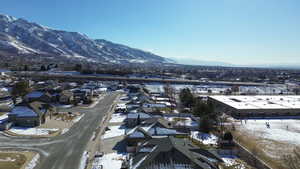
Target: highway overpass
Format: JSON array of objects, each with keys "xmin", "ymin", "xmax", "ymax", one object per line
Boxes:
[{"xmin": 13, "ymin": 72, "xmax": 269, "ymax": 86}]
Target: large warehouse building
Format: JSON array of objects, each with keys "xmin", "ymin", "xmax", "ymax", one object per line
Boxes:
[{"xmin": 208, "ymin": 95, "xmax": 300, "ymax": 118}]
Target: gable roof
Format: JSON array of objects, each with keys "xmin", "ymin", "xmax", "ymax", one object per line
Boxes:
[
  {"xmin": 127, "ymin": 112, "xmax": 152, "ymax": 119},
  {"xmin": 61, "ymin": 90, "xmax": 73, "ymax": 97},
  {"xmin": 142, "ymin": 118, "xmax": 173, "ymax": 129},
  {"xmin": 130, "ymin": 137, "xmax": 222, "ymax": 169},
  {"xmin": 126, "ymin": 126, "xmax": 152, "ymax": 139},
  {"xmin": 10, "ymin": 101, "xmax": 48, "ymax": 117}
]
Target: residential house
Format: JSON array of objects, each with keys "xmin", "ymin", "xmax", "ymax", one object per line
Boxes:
[
  {"xmin": 72, "ymin": 89, "xmax": 88, "ymax": 103},
  {"xmin": 59, "ymin": 90, "xmax": 74, "ymax": 104},
  {"xmin": 24, "ymin": 91, "xmax": 52, "ymax": 103},
  {"xmin": 126, "ymin": 112, "xmax": 156, "ymax": 128},
  {"xmin": 8, "ymin": 101, "xmax": 55, "ymax": 127},
  {"xmin": 125, "ymin": 118, "xmax": 188, "ymax": 152},
  {"xmin": 125, "ymin": 136, "xmax": 223, "ymax": 169}
]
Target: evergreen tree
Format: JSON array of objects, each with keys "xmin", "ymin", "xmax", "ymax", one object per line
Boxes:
[
  {"xmin": 12, "ymin": 81, "xmax": 30, "ymax": 97},
  {"xmin": 179, "ymin": 88, "xmax": 195, "ymax": 108},
  {"xmin": 199, "ymin": 115, "xmax": 213, "ymax": 133},
  {"xmin": 23, "ymin": 65, "xmax": 29, "ymax": 71},
  {"xmin": 40, "ymin": 65, "xmax": 46, "ymax": 71},
  {"xmin": 74, "ymin": 64, "xmax": 82, "ymax": 72}
]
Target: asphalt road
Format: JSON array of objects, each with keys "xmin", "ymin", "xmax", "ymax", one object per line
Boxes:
[{"xmin": 0, "ymin": 92, "xmax": 119, "ymax": 169}]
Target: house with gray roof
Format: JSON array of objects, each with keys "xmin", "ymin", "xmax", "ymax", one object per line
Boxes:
[
  {"xmin": 125, "ymin": 137, "xmax": 223, "ymax": 169},
  {"xmin": 24, "ymin": 91, "xmax": 53, "ymax": 103},
  {"xmin": 126, "ymin": 112, "xmax": 155, "ymax": 127},
  {"xmin": 8, "ymin": 101, "xmax": 55, "ymax": 127},
  {"xmin": 125, "ymin": 118, "xmax": 189, "ymax": 153}
]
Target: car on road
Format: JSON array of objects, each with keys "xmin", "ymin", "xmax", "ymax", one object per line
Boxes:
[{"xmin": 94, "ymin": 151, "xmax": 104, "ymax": 158}]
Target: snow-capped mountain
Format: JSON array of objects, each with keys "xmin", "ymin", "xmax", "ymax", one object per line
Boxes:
[{"xmin": 0, "ymin": 14, "xmax": 170, "ymax": 64}]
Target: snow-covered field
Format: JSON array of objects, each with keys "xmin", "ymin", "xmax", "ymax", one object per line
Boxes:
[
  {"xmin": 190, "ymin": 131, "xmax": 218, "ymax": 145},
  {"xmin": 103, "ymin": 125, "xmax": 126, "ymax": 139},
  {"xmin": 237, "ymin": 119, "xmax": 300, "ymax": 145},
  {"xmin": 8, "ymin": 127, "xmax": 59, "ymax": 136},
  {"xmin": 234, "ymin": 118, "xmax": 300, "ymax": 163},
  {"xmin": 109, "ymin": 113, "xmax": 126, "ymax": 123},
  {"xmin": 92, "ymin": 153, "xmax": 125, "ymax": 169}
]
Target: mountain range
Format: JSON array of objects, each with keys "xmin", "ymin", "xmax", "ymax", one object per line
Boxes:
[{"xmin": 0, "ymin": 14, "xmax": 171, "ymax": 65}]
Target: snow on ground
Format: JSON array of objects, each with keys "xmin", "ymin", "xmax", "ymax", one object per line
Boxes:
[
  {"xmin": 237, "ymin": 119, "xmax": 300, "ymax": 145},
  {"xmin": 8, "ymin": 127, "xmax": 59, "ymax": 136},
  {"xmin": 191, "ymin": 131, "xmax": 218, "ymax": 145},
  {"xmin": 79, "ymin": 151, "xmax": 89, "ymax": 169},
  {"xmin": 61, "ymin": 128, "xmax": 69, "ymax": 135},
  {"xmin": 0, "ymin": 157, "xmax": 16, "ymax": 162},
  {"xmin": 221, "ymin": 155, "xmax": 246, "ymax": 169},
  {"xmin": 164, "ymin": 117, "xmax": 198, "ymax": 127},
  {"xmin": 73, "ymin": 114, "xmax": 85, "ymax": 123},
  {"xmin": 54, "ymin": 104, "xmax": 73, "ymax": 108},
  {"xmin": 93, "ymin": 153, "xmax": 125, "ymax": 169},
  {"xmin": 25, "ymin": 153, "xmax": 40, "ymax": 169},
  {"xmin": 109, "ymin": 113, "xmax": 126, "ymax": 123},
  {"xmin": 103, "ymin": 125, "xmax": 125, "ymax": 139},
  {"xmin": 145, "ymin": 84, "xmax": 195, "ymax": 93}
]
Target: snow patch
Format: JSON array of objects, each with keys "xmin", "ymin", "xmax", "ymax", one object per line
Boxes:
[
  {"xmin": 109, "ymin": 113, "xmax": 127, "ymax": 123},
  {"xmin": 94, "ymin": 153, "xmax": 125, "ymax": 169},
  {"xmin": 61, "ymin": 128, "xmax": 69, "ymax": 135},
  {"xmin": 79, "ymin": 151, "xmax": 88, "ymax": 169},
  {"xmin": 103, "ymin": 125, "xmax": 125, "ymax": 139},
  {"xmin": 73, "ymin": 114, "xmax": 85, "ymax": 123},
  {"xmin": 190, "ymin": 131, "xmax": 218, "ymax": 145},
  {"xmin": 221, "ymin": 155, "xmax": 246, "ymax": 169},
  {"xmin": 8, "ymin": 127, "xmax": 59, "ymax": 136},
  {"xmin": 25, "ymin": 153, "xmax": 40, "ymax": 169}
]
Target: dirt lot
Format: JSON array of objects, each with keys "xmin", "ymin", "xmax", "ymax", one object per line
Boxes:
[
  {"xmin": 0, "ymin": 151, "xmax": 36, "ymax": 169},
  {"xmin": 40, "ymin": 112, "xmax": 81, "ymax": 129}
]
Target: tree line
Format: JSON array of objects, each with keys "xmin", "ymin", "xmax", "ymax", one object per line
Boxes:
[{"xmin": 179, "ymin": 88, "xmax": 217, "ymax": 133}]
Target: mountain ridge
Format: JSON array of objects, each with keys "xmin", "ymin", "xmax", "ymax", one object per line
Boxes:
[{"xmin": 0, "ymin": 14, "xmax": 170, "ymax": 65}]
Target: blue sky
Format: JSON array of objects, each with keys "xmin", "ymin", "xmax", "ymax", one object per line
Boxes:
[{"xmin": 1, "ymin": 0, "xmax": 300, "ymax": 66}]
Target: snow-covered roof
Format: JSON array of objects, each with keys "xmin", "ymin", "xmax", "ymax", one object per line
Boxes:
[
  {"xmin": 10, "ymin": 106, "xmax": 38, "ymax": 117},
  {"xmin": 25, "ymin": 91, "xmax": 44, "ymax": 98},
  {"xmin": 210, "ymin": 95, "xmax": 300, "ymax": 110},
  {"xmin": 127, "ymin": 112, "xmax": 151, "ymax": 119},
  {"xmin": 0, "ymin": 87, "xmax": 9, "ymax": 92}
]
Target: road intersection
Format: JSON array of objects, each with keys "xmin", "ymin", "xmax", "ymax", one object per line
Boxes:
[{"xmin": 0, "ymin": 92, "xmax": 119, "ymax": 169}]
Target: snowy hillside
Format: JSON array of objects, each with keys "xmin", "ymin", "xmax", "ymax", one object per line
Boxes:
[{"xmin": 0, "ymin": 14, "xmax": 170, "ymax": 64}]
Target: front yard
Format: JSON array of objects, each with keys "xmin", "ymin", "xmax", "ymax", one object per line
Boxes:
[
  {"xmin": 4, "ymin": 112, "xmax": 84, "ymax": 137},
  {"xmin": 0, "ymin": 151, "xmax": 37, "ymax": 169}
]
